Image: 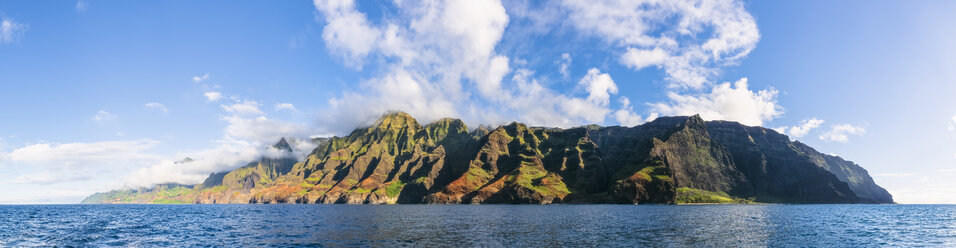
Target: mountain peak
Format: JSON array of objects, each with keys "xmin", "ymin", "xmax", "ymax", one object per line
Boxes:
[
  {"xmin": 174, "ymin": 157, "xmax": 194, "ymax": 164},
  {"xmin": 378, "ymin": 111, "xmax": 414, "ymax": 121},
  {"xmin": 273, "ymin": 138, "xmax": 293, "ymax": 152},
  {"xmin": 374, "ymin": 111, "xmax": 420, "ymax": 130}
]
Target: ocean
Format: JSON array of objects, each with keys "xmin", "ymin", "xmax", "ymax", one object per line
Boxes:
[{"xmin": 1, "ymin": 204, "xmax": 953, "ymax": 247}]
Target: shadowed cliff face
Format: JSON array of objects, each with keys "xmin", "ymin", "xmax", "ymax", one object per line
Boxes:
[{"xmin": 83, "ymin": 112, "xmax": 892, "ymax": 204}]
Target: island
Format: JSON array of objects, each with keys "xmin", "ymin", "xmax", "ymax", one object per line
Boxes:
[{"xmin": 84, "ymin": 111, "xmax": 893, "ymax": 205}]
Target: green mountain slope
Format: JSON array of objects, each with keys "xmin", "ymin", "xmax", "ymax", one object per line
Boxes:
[{"xmin": 83, "ymin": 112, "xmax": 892, "ymax": 204}]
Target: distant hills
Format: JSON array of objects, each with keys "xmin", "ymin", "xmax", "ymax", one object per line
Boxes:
[{"xmin": 83, "ymin": 112, "xmax": 892, "ymax": 204}]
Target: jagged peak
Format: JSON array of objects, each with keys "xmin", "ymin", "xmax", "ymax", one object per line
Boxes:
[
  {"xmin": 584, "ymin": 124, "xmax": 603, "ymax": 130},
  {"xmin": 423, "ymin": 118, "xmax": 469, "ymax": 144},
  {"xmin": 683, "ymin": 114, "xmax": 707, "ymax": 130},
  {"xmin": 426, "ymin": 118, "xmax": 468, "ymax": 131},
  {"xmin": 272, "ymin": 138, "xmax": 294, "ymax": 152},
  {"xmin": 491, "ymin": 121, "xmax": 532, "ymax": 140},
  {"xmin": 174, "ymin": 157, "xmax": 194, "ymax": 164},
  {"xmin": 503, "ymin": 121, "xmax": 530, "ymax": 132}
]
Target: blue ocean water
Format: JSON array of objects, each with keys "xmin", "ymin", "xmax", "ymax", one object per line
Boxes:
[{"xmin": 0, "ymin": 204, "xmax": 953, "ymax": 247}]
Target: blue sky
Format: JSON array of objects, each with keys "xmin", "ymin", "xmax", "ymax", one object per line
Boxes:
[{"xmin": 0, "ymin": 0, "xmax": 954, "ymax": 204}]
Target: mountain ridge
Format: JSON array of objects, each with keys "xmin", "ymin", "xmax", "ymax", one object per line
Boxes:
[{"xmin": 82, "ymin": 112, "xmax": 893, "ymax": 204}]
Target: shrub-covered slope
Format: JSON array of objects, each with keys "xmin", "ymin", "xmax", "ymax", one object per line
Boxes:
[{"xmin": 83, "ymin": 112, "xmax": 892, "ymax": 204}]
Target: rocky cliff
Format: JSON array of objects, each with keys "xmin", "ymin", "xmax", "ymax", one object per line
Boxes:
[{"xmin": 83, "ymin": 112, "xmax": 893, "ymax": 204}]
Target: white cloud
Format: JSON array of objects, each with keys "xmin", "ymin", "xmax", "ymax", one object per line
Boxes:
[
  {"xmin": 92, "ymin": 110, "xmax": 117, "ymax": 122},
  {"xmin": 123, "ymin": 100, "xmax": 314, "ymax": 186},
  {"xmin": 621, "ymin": 47, "xmax": 669, "ymax": 70},
  {"xmin": 776, "ymin": 118, "xmax": 824, "ymax": 138},
  {"xmin": 6, "ymin": 140, "xmax": 161, "ymax": 167},
  {"xmin": 819, "ymin": 124, "xmax": 866, "ymax": 143},
  {"xmin": 204, "ymin": 91, "xmax": 223, "ymax": 102},
  {"xmin": 313, "ymin": 0, "xmax": 514, "ymax": 130},
  {"xmin": 948, "ymin": 115, "xmax": 955, "ymax": 131},
  {"xmin": 310, "ymin": 0, "xmax": 769, "ymax": 133},
  {"xmin": 491, "ymin": 68, "xmax": 625, "ymax": 127},
  {"xmin": 13, "ymin": 173, "xmax": 92, "ymax": 185},
  {"xmin": 562, "ymin": 0, "xmax": 759, "ymax": 89},
  {"xmin": 144, "ymin": 102, "xmax": 168, "ymax": 113},
  {"xmin": 314, "ymin": 0, "xmax": 381, "ymax": 67},
  {"xmin": 123, "ymin": 137, "xmax": 315, "ymax": 187},
  {"xmin": 76, "ymin": 0, "xmax": 88, "ymax": 12},
  {"xmin": 613, "ymin": 97, "xmax": 654, "ymax": 127},
  {"xmin": 192, "ymin": 73, "xmax": 210, "ymax": 83},
  {"xmin": 650, "ymin": 78, "xmax": 781, "ymax": 126},
  {"xmin": 312, "ymin": 1, "xmax": 670, "ymax": 131},
  {"xmin": 558, "ymin": 53, "xmax": 572, "ymax": 79},
  {"xmin": 221, "ymin": 100, "xmax": 263, "ymax": 116},
  {"xmin": 579, "ymin": 68, "xmax": 618, "ymax": 106},
  {"xmin": 1, "ymin": 18, "xmax": 27, "ymax": 44},
  {"xmin": 275, "ymin": 103, "xmax": 298, "ymax": 112},
  {"xmin": 222, "ymin": 115, "xmax": 309, "ymax": 142},
  {"xmin": 320, "ymin": 68, "xmax": 461, "ymax": 132}
]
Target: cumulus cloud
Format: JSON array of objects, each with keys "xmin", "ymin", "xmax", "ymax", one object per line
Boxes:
[
  {"xmin": 580, "ymin": 68, "xmax": 618, "ymax": 106},
  {"xmin": 775, "ymin": 118, "xmax": 824, "ymax": 138},
  {"xmin": 144, "ymin": 102, "xmax": 168, "ymax": 113},
  {"xmin": 123, "ymin": 122, "xmax": 312, "ymax": 187},
  {"xmin": 123, "ymin": 93, "xmax": 315, "ymax": 186},
  {"xmin": 192, "ymin": 73, "xmax": 210, "ymax": 83},
  {"xmin": 650, "ymin": 78, "xmax": 781, "ymax": 126},
  {"xmin": 275, "ymin": 103, "xmax": 298, "ymax": 112},
  {"xmin": 313, "ymin": 0, "xmax": 510, "ymax": 128},
  {"xmin": 613, "ymin": 97, "xmax": 655, "ymax": 127},
  {"xmin": 562, "ymin": 0, "xmax": 759, "ymax": 89},
  {"xmin": 312, "ymin": 0, "xmax": 658, "ymax": 131},
  {"xmin": 309, "ymin": 0, "xmax": 767, "ymax": 132},
  {"xmin": 0, "ymin": 18, "xmax": 27, "ymax": 44},
  {"xmin": 489, "ymin": 68, "xmax": 635, "ymax": 127},
  {"xmin": 92, "ymin": 110, "xmax": 117, "ymax": 122},
  {"xmin": 221, "ymin": 100, "xmax": 263, "ymax": 116},
  {"xmin": 122, "ymin": 139, "xmax": 259, "ymax": 187},
  {"xmin": 223, "ymin": 116, "xmax": 309, "ymax": 142},
  {"xmin": 621, "ymin": 47, "xmax": 669, "ymax": 70},
  {"xmin": 819, "ymin": 124, "xmax": 866, "ymax": 143},
  {"xmin": 204, "ymin": 91, "xmax": 223, "ymax": 102}
]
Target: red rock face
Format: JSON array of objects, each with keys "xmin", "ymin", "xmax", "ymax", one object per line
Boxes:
[{"xmin": 83, "ymin": 112, "xmax": 892, "ymax": 204}]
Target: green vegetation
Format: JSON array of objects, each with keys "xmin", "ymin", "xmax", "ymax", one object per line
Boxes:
[
  {"xmin": 636, "ymin": 163, "xmax": 672, "ymax": 182},
  {"xmin": 676, "ymin": 187, "xmax": 751, "ymax": 204},
  {"xmin": 298, "ymin": 182, "xmax": 316, "ymax": 189},
  {"xmin": 413, "ymin": 176, "xmax": 429, "ymax": 184},
  {"xmin": 510, "ymin": 165, "xmax": 570, "ymax": 196},
  {"xmin": 82, "ymin": 112, "xmax": 889, "ymax": 205},
  {"xmin": 385, "ymin": 181, "xmax": 407, "ymax": 198},
  {"xmin": 151, "ymin": 198, "xmax": 190, "ymax": 204},
  {"xmin": 464, "ymin": 167, "xmax": 492, "ymax": 181},
  {"xmin": 207, "ymin": 185, "xmax": 227, "ymax": 193}
]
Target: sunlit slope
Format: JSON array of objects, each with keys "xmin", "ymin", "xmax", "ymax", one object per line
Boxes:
[{"xmin": 83, "ymin": 112, "xmax": 892, "ymax": 204}]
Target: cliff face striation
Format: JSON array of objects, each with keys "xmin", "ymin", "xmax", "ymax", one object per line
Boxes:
[{"xmin": 82, "ymin": 112, "xmax": 893, "ymax": 204}]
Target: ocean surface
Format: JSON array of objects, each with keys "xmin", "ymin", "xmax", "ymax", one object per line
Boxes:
[{"xmin": 0, "ymin": 204, "xmax": 954, "ymax": 247}]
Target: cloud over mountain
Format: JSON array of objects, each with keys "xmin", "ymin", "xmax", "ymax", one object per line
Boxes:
[{"xmin": 311, "ymin": 0, "xmax": 775, "ymax": 133}]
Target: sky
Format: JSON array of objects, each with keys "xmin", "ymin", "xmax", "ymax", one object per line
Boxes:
[{"xmin": 0, "ymin": 0, "xmax": 954, "ymax": 204}]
